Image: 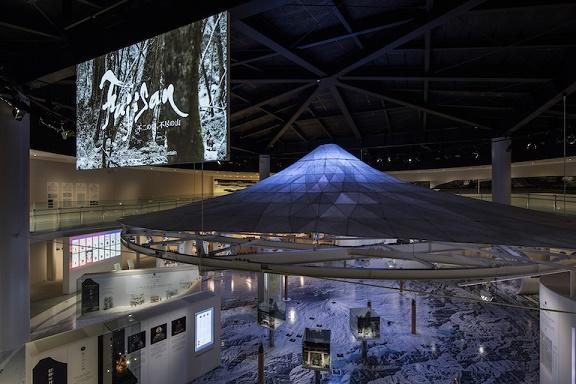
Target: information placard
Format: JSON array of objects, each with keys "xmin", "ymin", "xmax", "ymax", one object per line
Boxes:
[{"xmin": 195, "ymin": 307, "xmax": 214, "ymax": 352}]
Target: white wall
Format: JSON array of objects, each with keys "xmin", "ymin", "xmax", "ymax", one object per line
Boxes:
[
  {"xmin": 30, "ymin": 157, "xmax": 214, "ymax": 205},
  {"xmin": 540, "ymin": 272, "xmax": 576, "ymax": 384}
]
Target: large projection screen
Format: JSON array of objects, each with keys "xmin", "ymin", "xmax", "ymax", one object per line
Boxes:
[{"xmin": 76, "ymin": 12, "xmax": 229, "ymax": 169}]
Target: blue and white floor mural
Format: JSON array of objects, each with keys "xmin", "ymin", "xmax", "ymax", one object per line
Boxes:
[{"xmin": 193, "ymin": 271, "xmax": 539, "ymax": 384}]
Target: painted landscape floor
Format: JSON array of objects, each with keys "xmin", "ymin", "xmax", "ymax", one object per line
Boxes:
[{"xmin": 193, "ymin": 271, "xmax": 539, "ymax": 384}]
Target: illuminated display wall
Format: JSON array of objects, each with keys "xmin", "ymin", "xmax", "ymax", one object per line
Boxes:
[
  {"xmin": 70, "ymin": 229, "xmax": 121, "ymax": 269},
  {"xmin": 76, "ymin": 12, "xmax": 229, "ymax": 169}
]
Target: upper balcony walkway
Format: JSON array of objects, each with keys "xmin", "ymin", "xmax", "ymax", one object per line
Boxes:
[{"xmin": 29, "ymin": 192, "xmax": 576, "ymax": 235}]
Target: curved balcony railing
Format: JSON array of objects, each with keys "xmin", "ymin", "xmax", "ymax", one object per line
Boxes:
[
  {"xmin": 30, "ymin": 195, "xmax": 210, "ymax": 233},
  {"xmin": 29, "ymin": 192, "xmax": 576, "ymax": 233}
]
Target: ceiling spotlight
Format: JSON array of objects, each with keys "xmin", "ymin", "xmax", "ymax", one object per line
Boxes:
[
  {"xmin": 376, "ymin": 157, "xmax": 383, "ymax": 163},
  {"xmin": 12, "ymin": 107, "xmax": 24, "ymax": 121},
  {"xmin": 569, "ymin": 134, "xmax": 576, "ymax": 145},
  {"xmin": 472, "ymin": 151, "xmax": 480, "ymax": 159},
  {"xmin": 61, "ymin": 130, "xmax": 69, "ymax": 140},
  {"xmin": 387, "ymin": 156, "xmax": 392, "ymax": 163},
  {"xmin": 526, "ymin": 142, "xmax": 537, "ymax": 150},
  {"xmin": 408, "ymin": 157, "xmax": 413, "ymax": 164}
]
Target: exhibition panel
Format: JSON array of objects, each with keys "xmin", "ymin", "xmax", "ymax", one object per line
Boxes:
[
  {"xmin": 26, "ymin": 291, "xmax": 220, "ymax": 384},
  {"xmin": 62, "ymin": 230, "xmax": 126, "ymax": 294},
  {"xmin": 76, "ymin": 266, "xmax": 201, "ymax": 322}
]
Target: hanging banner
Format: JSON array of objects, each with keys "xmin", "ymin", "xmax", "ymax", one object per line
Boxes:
[{"xmin": 76, "ymin": 12, "xmax": 229, "ymax": 169}]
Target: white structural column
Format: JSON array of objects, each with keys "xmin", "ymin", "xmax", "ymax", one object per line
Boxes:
[
  {"xmin": 259, "ymin": 154, "xmax": 270, "ymax": 181},
  {"xmin": 491, "ymin": 137, "xmax": 511, "ymax": 205},
  {"xmin": 0, "ymin": 101, "xmax": 30, "ymax": 353}
]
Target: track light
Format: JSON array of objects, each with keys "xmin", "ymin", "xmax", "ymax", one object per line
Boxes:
[{"xmin": 12, "ymin": 107, "xmax": 24, "ymax": 121}]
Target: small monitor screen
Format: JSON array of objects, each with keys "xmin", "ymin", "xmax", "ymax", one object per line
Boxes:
[{"xmin": 195, "ymin": 307, "xmax": 214, "ymax": 352}]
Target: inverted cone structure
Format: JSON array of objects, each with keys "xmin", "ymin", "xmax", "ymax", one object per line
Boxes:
[{"xmin": 122, "ymin": 144, "xmax": 576, "ymax": 248}]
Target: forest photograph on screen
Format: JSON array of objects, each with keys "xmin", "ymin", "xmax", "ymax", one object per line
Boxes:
[{"xmin": 76, "ymin": 12, "xmax": 228, "ymax": 169}]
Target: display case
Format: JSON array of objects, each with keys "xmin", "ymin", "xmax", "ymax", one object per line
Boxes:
[
  {"xmin": 77, "ymin": 266, "xmax": 200, "ymax": 320},
  {"xmin": 349, "ymin": 307, "xmax": 381, "ymax": 341},
  {"xmin": 302, "ymin": 328, "xmax": 331, "ymax": 371},
  {"xmin": 257, "ymin": 273, "xmax": 286, "ymax": 329}
]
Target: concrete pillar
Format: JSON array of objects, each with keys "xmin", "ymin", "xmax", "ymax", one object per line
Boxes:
[
  {"xmin": 0, "ymin": 101, "xmax": 30, "ymax": 353},
  {"xmin": 46, "ymin": 240, "xmax": 56, "ymax": 281},
  {"xmin": 259, "ymin": 154, "xmax": 270, "ymax": 181},
  {"xmin": 491, "ymin": 137, "xmax": 511, "ymax": 205}
]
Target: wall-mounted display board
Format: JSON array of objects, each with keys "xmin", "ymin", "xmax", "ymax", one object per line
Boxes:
[
  {"xmin": 77, "ymin": 266, "xmax": 200, "ymax": 320},
  {"xmin": 61, "ymin": 183, "xmax": 74, "ymax": 208},
  {"xmin": 70, "ymin": 229, "xmax": 122, "ymax": 269},
  {"xmin": 27, "ymin": 291, "xmax": 221, "ymax": 384},
  {"xmin": 195, "ymin": 307, "xmax": 214, "ymax": 352},
  {"xmin": 76, "ymin": 10, "xmax": 229, "ymax": 170},
  {"xmin": 349, "ymin": 307, "xmax": 381, "ymax": 341},
  {"xmin": 88, "ymin": 183, "xmax": 100, "ymax": 206},
  {"xmin": 75, "ymin": 183, "xmax": 87, "ymax": 204},
  {"xmin": 302, "ymin": 328, "xmax": 331, "ymax": 371},
  {"xmin": 257, "ymin": 273, "xmax": 286, "ymax": 329},
  {"xmin": 47, "ymin": 182, "xmax": 59, "ymax": 208}
]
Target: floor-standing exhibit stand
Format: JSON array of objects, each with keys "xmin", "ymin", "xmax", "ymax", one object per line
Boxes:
[
  {"xmin": 302, "ymin": 328, "xmax": 331, "ymax": 383},
  {"xmin": 0, "ymin": 100, "xmax": 30, "ymax": 354},
  {"xmin": 350, "ymin": 301, "xmax": 380, "ymax": 363}
]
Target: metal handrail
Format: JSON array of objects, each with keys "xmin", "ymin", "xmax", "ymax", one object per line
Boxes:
[
  {"xmin": 29, "ymin": 195, "xmax": 210, "ymax": 233},
  {"xmin": 29, "ymin": 191, "xmax": 576, "ymax": 233}
]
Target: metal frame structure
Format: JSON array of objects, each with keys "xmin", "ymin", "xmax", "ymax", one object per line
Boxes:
[{"xmin": 2, "ymin": 0, "xmax": 576, "ymax": 168}]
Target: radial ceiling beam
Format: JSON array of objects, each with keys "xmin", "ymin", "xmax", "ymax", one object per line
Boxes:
[
  {"xmin": 231, "ymin": 78, "xmax": 316, "ymax": 84},
  {"xmin": 234, "ymin": 20, "xmax": 326, "ymax": 77},
  {"xmin": 340, "ymin": 75, "xmax": 550, "ymax": 83},
  {"xmin": 506, "ymin": 79, "xmax": 576, "ymax": 135},
  {"xmin": 338, "ymin": 81, "xmax": 491, "ymax": 130},
  {"xmin": 298, "ymin": 17, "xmax": 414, "ymax": 50},
  {"xmin": 329, "ymin": 0, "xmax": 363, "ymax": 49},
  {"xmin": 292, "ymin": 124, "xmax": 308, "ymax": 142},
  {"xmin": 338, "ymin": 0, "xmax": 488, "ymax": 75},
  {"xmin": 240, "ymin": 124, "xmax": 281, "ymax": 139},
  {"xmin": 230, "ymin": 0, "xmax": 291, "ymax": 19},
  {"xmin": 307, "ymin": 107, "xmax": 334, "ymax": 140},
  {"xmin": 0, "ymin": 21, "xmax": 61, "ymax": 39},
  {"xmin": 231, "ymin": 52, "xmax": 279, "ymax": 67},
  {"xmin": 330, "ymin": 85, "xmax": 362, "ymax": 140},
  {"xmin": 267, "ymin": 85, "xmax": 322, "ymax": 148},
  {"xmin": 231, "ymin": 83, "xmax": 315, "ymax": 119}
]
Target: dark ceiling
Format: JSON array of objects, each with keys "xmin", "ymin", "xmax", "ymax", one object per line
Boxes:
[{"xmin": 2, "ymin": 0, "xmax": 576, "ymax": 172}]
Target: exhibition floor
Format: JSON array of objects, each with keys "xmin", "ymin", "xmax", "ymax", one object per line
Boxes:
[{"xmin": 195, "ymin": 271, "xmax": 539, "ymax": 384}]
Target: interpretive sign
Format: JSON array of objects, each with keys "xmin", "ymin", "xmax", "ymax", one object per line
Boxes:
[{"xmin": 195, "ymin": 307, "xmax": 214, "ymax": 352}]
